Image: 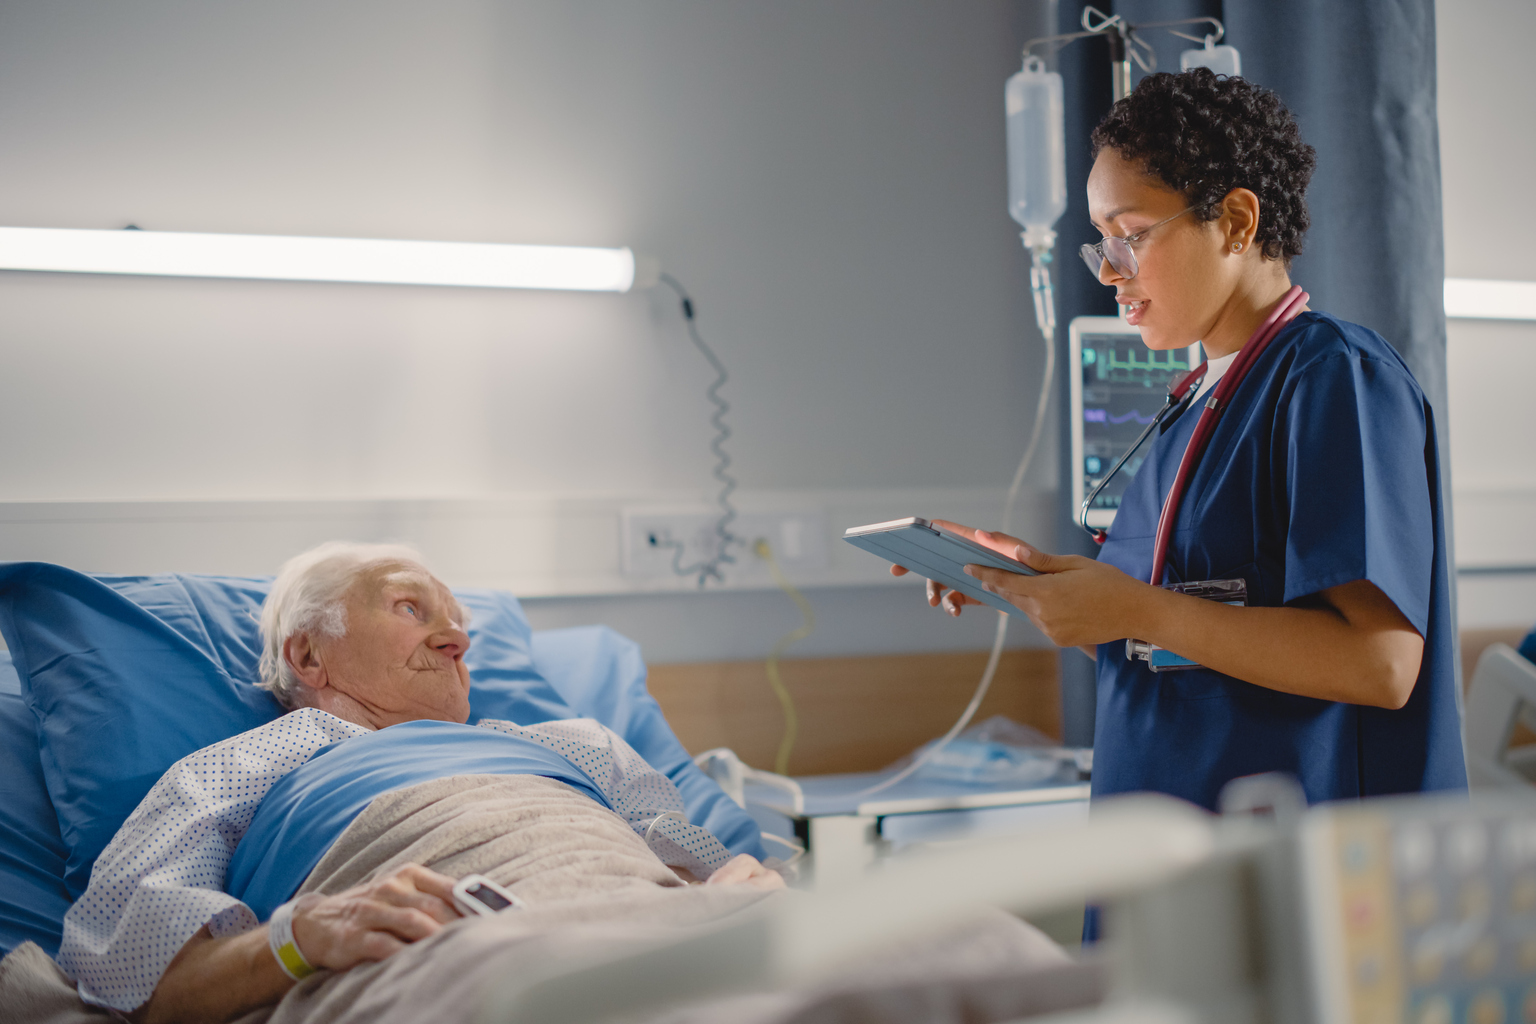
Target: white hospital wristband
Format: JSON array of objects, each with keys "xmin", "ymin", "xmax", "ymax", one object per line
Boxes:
[{"xmin": 268, "ymin": 900, "xmax": 316, "ymax": 981}]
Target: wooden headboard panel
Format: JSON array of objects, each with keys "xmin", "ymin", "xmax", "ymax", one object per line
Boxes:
[{"xmin": 646, "ymin": 648, "xmax": 1062, "ymax": 776}]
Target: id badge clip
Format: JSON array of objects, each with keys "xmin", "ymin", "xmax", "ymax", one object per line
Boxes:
[{"xmin": 1126, "ymin": 578, "xmax": 1248, "ymax": 672}]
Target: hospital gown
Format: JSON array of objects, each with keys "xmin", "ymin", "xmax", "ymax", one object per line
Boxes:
[{"xmin": 57, "ymin": 707, "xmax": 736, "ymax": 1011}]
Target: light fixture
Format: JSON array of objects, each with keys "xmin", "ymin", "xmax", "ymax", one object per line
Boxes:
[
  {"xmin": 1444, "ymin": 278, "xmax": 1536, "ymax": 321},
  {"xmin": 0, "ymin": 226, "xmax": 654, "ymax": 292}
]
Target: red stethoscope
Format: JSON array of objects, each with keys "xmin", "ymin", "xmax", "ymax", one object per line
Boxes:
[{"xmin": 1077, "ymin": 285, "xmax": 1310, "ymax": 585}]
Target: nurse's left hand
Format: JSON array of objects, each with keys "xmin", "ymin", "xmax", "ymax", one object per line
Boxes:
[{"xmin": 961, "ymin": 531, "xmax": 1148, "ymax": 648}]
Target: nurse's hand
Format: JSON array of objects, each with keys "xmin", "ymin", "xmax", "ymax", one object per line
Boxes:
[
  {"xmin": 888, "ymin": 519, "xmax": 1003, "ymax": 616},
  {"xmin": 956, "ymin": 528, "xmax": 1149, "ymax": 648}
]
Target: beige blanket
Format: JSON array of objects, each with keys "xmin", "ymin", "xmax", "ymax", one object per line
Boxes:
[{"xmin": 0, "ymin": 774, "xmax": 1098, "ymax": 1024}]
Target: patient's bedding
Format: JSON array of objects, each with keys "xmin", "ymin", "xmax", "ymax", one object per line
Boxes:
[
  {"xmin": 59, "ymin": 709, "xmax": 737, "ymax": 1012},
  {"xmin": 0, "ymin": 774, "xmax": 1093, "ymax": 1024},
  {"xmin": 228, "ymin": 718, "xmax": 736, "ymax": 921}
]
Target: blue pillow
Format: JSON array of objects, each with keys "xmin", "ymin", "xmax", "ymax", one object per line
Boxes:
[
  {"xmin": 0, "ymin": 562, "xmax": 575, "ymax": 899},
  {"xmin": 0, "ymin": 564, "xmax": 286, "ymax": 898},
  {"xmin": 529, "ymin": 626, "xmax": 764, "ymax": 860},
  {"xmin": 0, "ymin": 650, "xmax": 71, "ymax": 959}
]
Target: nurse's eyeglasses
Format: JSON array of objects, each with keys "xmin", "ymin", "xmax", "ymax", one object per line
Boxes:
[{"xmin": 1079, "ymin": 205, "xmax": 1197, "ymax": 280}]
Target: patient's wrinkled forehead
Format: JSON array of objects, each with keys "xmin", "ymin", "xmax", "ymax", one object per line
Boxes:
[{"xmin": 363, "ymin": 562, "xmax": 467, "ymax": 624}]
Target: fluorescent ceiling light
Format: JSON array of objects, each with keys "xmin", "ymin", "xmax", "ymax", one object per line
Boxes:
[
  {"xmin": 1444, "ymin": 278, "xmax": 1536, "ymax": 321},
  {"xmin": 0, "ymin": 226, "xmax": 638, "ymax": 292}
]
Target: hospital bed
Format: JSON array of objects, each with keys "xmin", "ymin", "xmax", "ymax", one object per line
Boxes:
[
  {"xmin": 0, "ymin": 561, "xmax": 1110, "ymax": 1024},
  {"xmin": 0, "ymin": 561, "xmax": 763, "ymax": 963}
]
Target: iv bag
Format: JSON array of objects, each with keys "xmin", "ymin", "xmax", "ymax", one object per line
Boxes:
[
  {"xmin": 1180, "ymin": 40, "xmax": 1241, "ymax": 77},
  {"xmin": 1005, "ymin": 56, "xmax": 1066, "ymax": 251}
]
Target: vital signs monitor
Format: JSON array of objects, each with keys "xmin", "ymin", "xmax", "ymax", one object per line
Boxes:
[{"xmin": 1069, "ymin": 316, "xmax": 1202, "ymax": 532}]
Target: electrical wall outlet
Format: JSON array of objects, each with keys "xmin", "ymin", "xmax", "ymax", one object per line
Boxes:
[{"xmin": 620, "ymin": 507, "xmax": 830, "ymax": 583}]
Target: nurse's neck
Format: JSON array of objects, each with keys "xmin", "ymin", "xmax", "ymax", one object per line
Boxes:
[{"xmin": 1200, "ymin": 264, "xmax": 1305, "ymax": 360}]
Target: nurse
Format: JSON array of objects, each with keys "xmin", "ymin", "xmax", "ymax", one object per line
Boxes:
[{"xmin": 901, "ymin": 69, "xmax": 1467, "ymax": 813}]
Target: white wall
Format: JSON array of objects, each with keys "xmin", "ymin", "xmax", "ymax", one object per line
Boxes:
[
  {"xmin": 1437, "ymin": 0, "xmax": 1536, "ymax": 629},
  {"xmin": 0, "ymin": 1, "xmax": 1057, "ymax": 661}
]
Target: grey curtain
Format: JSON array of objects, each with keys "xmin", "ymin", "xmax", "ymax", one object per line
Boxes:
[
  {"xmin": 1045, "ymin": 0, "xmax": 1450, "ymax": 744},
  {"xmin": 1225, "ymin": 0, "xmax": 1447, "ymax": 415}
]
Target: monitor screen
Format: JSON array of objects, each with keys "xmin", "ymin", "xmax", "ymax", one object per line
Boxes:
[{"xmin": 1069, "ymin": 317, "xmax": 1200, "ymax": 531}]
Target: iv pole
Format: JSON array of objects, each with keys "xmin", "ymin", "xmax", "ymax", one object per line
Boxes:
[{"xmin": 1024, "ymin": 7, "xmax": 1227, "ymax": 102}]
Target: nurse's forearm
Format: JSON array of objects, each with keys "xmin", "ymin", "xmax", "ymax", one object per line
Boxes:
[{"xmin": 1129, "ymin": 581, "xmax": 1423, "ymax": 709}]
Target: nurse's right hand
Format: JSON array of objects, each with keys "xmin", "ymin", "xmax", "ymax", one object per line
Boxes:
[{"xmin": 889, "ymin": 519, "xmax": 995, "ymax": 617}]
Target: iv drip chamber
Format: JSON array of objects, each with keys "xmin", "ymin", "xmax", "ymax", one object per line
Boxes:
[{"xmin": 1005, "ymin": 56, "xmax": 1066, "ymax": 252}]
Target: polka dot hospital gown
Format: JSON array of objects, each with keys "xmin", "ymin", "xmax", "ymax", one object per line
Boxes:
[{"xmin": 57, "ymin": 707, "xmax": 735, "ymax": 1011}]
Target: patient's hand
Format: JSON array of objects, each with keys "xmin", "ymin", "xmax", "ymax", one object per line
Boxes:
[
  {"xmin": 133, "ymin": 863, "xmax": 460, "ymax": 1024},
  {"xmin": 292, "ymin": 863, "xmax": 461, "ymax": 970},
  {"xmin": 704, "ymin": 854, "xmax": 787, "ymax": 891}
]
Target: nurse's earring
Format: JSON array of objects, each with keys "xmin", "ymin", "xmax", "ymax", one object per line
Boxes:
[{"xmin": 1231, "ymin": 242, "xmax": 1243, "ymax": 252}]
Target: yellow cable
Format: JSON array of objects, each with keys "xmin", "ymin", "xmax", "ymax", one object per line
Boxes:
[{"xmin": 755, "ymin": 538, "xmax": 816, "ymax": 776}]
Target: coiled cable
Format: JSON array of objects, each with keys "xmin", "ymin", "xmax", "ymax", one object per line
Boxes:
[{"xmin": 657, "ymin": 273, "xmax": 740, "ymax": 586}]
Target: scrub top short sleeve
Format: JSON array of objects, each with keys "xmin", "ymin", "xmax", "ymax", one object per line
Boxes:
[
  {"xmin": 1090, "ymin": 312, "xmax": 1466, "ymax": 810},
  {"xmin": 1277, "ymin": 351, "xmax": 1433, "ymax": 633}
]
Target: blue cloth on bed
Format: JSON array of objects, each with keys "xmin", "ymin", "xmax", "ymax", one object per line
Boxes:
[
  {"xmin": 529, "ymin": 626, "xmax": 765, "ymax": 860},
  {"xmin": 0, "ymin": 651, "xmax": 72, "ymax": 959},
  {"xmin": 225, "ymin": 720, "xmax": 610, "ymax": 921}
]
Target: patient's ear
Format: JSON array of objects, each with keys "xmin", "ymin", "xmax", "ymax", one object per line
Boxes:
[{"xmin": 284, "ymin": 633, "xmax": 330, "ymax": 692}]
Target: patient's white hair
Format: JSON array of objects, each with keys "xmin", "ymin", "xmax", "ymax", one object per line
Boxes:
[{"xmin": 258, "ymin": 540, "xmax": 436, "ymax": 710}]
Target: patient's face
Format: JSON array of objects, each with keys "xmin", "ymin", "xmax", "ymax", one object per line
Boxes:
[{"xmin": 319, "ymin": 564, "xmax": 473, "ymax": 727}]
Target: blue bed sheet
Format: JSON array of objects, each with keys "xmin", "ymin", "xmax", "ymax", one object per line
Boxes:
[{"xmin": 226, "ymin": 721, "xmax": 612, "ymax": 921}]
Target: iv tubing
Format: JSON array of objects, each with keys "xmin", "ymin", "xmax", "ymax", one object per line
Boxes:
[{"xmin": 855, "ymin": 249, "xmax": 1057, "ymax": 799}]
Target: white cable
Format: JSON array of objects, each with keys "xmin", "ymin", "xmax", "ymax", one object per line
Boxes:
[{"xmin": 855, "ymin": 255, "xmax": 1057, "ymax": 799}]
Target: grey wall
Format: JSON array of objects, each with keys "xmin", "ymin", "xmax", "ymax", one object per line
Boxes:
[
  {"xmin": 0, "ymin": 1, "xmax": 1047, "ymax": 500},
  {"xmin": 0, "ymin": 1, "xmax": 1060, "ymax": 662}
]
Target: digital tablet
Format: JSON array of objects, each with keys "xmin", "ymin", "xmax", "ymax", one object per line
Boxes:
[{"xmin": 843, "ymin": 517, "xmax": 1036, "ymax": 616}]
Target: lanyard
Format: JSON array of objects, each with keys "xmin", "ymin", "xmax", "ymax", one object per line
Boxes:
[{"xmin": 1146, "ymin": 285, "xmax": 1308, "ymax": 585}]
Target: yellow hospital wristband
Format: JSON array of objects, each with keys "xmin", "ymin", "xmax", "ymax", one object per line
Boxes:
[{"xmin": 268, "ymin": 900, "xmax": 316, "ymax": 981}]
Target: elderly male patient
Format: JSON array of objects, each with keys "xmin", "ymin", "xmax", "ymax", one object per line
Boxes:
[{"xmin": 58, "ymin": 542, "xmax": 782, "ymax": 1024}]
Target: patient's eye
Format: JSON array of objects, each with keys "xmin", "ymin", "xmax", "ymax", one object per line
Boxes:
[{"xmin": 399, "ymin": 601, "xmax": 420, "ymax": 619}]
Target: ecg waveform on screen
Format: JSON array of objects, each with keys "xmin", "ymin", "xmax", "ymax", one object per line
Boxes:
[
  {"xmin": 1085, "ymin": 347, "xmax": 1189, "ymax": 382},
  {"xmin": 1080, "ymin": 338, "xmax": 1194, "ymax": 514},
  {"xmin": 1083, "ymin": 408, "xmax": 1155, "ymax": 425}
]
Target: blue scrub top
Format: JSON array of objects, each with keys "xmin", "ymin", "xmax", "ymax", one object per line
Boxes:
[{"xmin": 1092, "ymin": 311, "xmax": 1467, "ymax": 810}]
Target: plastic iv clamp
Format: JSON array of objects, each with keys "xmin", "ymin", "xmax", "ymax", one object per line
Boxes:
[{"xmin": 1125, "ymin": 578, "xmax": 1248, "ymax": 672}]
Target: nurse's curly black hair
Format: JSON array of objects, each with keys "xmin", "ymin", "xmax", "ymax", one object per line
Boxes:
[{"xmin": 1090, "ymin": 68, "xmax": 1316, "ymax": 263}]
